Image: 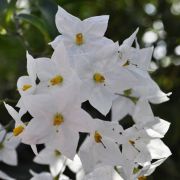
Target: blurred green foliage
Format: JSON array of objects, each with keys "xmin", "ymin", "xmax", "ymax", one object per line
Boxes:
[{"xmin": 0, "ymin": 0, "xmax": 180, "ymax": 179}]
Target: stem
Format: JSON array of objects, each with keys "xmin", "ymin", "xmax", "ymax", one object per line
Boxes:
[
  {"xmin": 0, "ymin": 120, "xmax": 14, "ymax": 132},
  {"xmin": 0, "ymin": 98, "xmax": 18, "ymax": 105}
]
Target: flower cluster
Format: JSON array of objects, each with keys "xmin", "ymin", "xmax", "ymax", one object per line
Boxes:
[{"xmin": 4, "ymin": 6, "xmax": 171, "ymax": 180}]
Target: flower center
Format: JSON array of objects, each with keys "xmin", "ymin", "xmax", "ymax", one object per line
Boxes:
[
  {"xmin": 129, "ymin": 140, "xmax": 135, "ymax": 145},
  {"xmin": 133, "ymin": 167, "xmax": 140, "ymax": 174},
  {"xmin": 138, "ymin": 176, "xmax": 147, "ymax": 180},
  {"xmin": 123, "ymin": 60, "xmax": 130, "ymax": 67},
  {"xmin": 50, "ymin": 75, "xmax": 63, "ymax": 86},
  {"xmin": 53, "ymin": 113, "xmax": 64, "ymax": 126},
  {"xmin": 54, "ymin": 149, "xmax": 61, "ymax": 156},
  {"xmin": 94, "ymin": 131, "xmax": 102, "ymax": 143},
  {"xmin": 22, "ymin": 84, "xmax": 32, "ymax": 91},
  {"xmin": 93, "ymin": 73, "xmax": 105, "ymax": 83},
  {"xmin": 13, "ymin": 125, "xmax": 24, "ymax": 136},
  {"xmin": 75, "ymin": 33, "xmax": 84, "ymax": 45}
]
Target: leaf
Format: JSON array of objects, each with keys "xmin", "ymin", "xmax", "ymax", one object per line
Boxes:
[
  {"xmin": 5, "ymin": 0, "xmax": 17, "ymax": 23},
  {"xmin": 0, "ymin": 0, "xmax": 8, "ymax": 13},
  {"xmin": 17, "ymin": 13, "xmax": 51, "ymax": 42}
]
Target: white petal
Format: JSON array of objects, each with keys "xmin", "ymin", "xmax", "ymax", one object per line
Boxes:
[
  {"xmin": 66, "ymin": 107, "xmax": 95, "ymax": 133},
  {"xmin": 2, "ymin": 149, "xmax": 17, "ymax": 166},
  {"xmin": 147, "ymin": 139, "xmax": 172, "ymax": 159},
  {"xmin": 89, "ymin": 87, "xmax": 114, "ymax": 115},
  {"xmin": 82, "ymin": 15, "xmax": 109, "ymax": 37},
  {"xmin": 4, "ymin": 103, "xmax": 23, "ymax": 125},
  {"xmin": 0, "ymin": 170, "xmax": 15, "ymax": 180},
  {"xmin": 49, "ymin": 35, "xmax": 64, "ymax": 49},
  {"xmin": 22, "ymin": 118, "xmax": 52, "ymax": 145},
  {"xmin": 50, "ymin": 158, "xmax": 65, "ymax": 177},
  {"xmin": 112, "ymin": 96, "xmax": 135, "ymax": 121},
  {"xmin": 122, "ymin": 28, "xmax": 139, "ymax": 47},
  {"xmin": 16, "ymin": 98, "xmax": 27, "ymax": 117},
  {"xmin": 4, "ymin": 132, "xmax": 20, "ymax": 149},
  {"xmin": 17, "ymin": 76, "xmax": 35, "ymax": 95},
  {"xmin": 57, "ymin": 126, "xmax": 79, "ymax": 160},
  {"xmin": 0, "ymin": 127, "xmax": 6, "ymax": 142},
  {"xmin": 31, "ymin": 145, "xmax": 38, "ymax": 155},
  {"xmin": 145, "ymin": 117, "xmax": 170, "ymax": 138},
  {"xmin": 67, "ymin": 154, "xmax": 82, "ymax": 173},
  {"xmin": 36, "ymin": 58, "xmax": 54, "ymax": 81},
  {"xmin": 144, "ymin": 158, "xmax": 166, "ymax": 176},
  {"xmin": 51, "ymin": 41, "xmax": 71, "ymax": 69},
  {"xmin": 26, "ymin": 52, "xmax": 36, "ymax": 81},
  {"xmin": 55, "ymin": 6, "xmax": 81, "ymax": 36},
  {"xmin": 132, "ymin": 99, "xmax": 155, "ymax": 126}
]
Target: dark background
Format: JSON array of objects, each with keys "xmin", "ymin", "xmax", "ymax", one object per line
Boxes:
[{"xmin": 0, "ymin": 0, "xmax": 180, "ymax": 179}]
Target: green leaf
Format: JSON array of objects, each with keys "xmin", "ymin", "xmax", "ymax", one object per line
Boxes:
[
  {"xmin": 0, "ymin": 0, "xmax": 8, "ymax": 12},
  {"xmin": 17, "ymin": 13, "xmax": 51, "ymax": 42},
  {"xmin": 5, "ymin": 0, "xmax": 17, "ymax": 23}
]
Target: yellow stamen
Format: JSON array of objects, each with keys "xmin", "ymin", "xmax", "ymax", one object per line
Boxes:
[
  {"xmin": 54, "ymin": 149, "xmax": 61, "ymax": 156},
  {"xmin": 50, "ymin": 75, "xmax": 63, "ymax": 86},
  {"xmin": 13, "ymin": 125, "xmax": 24, "ymax": 136},
  {"xmin": 129, "ymin": 140, "xmax": 135, "ymax": 145},
  {"xmin": 75, "ymin": 33, "xmax": 84, "ymax": 45},
  {"xmin": 22, "ymin": 84, "xmax": 32, "ymax": 91},
  {"xmin": 94, "ymin": 131, "xmax": 102, "ymax": 143},
  {"xmin": 93, "ymin": 73, "xmax": 105, "ymax": 83},
  {"xmin": 123, "ymin": 60, "xmax": 130, "ymax": 67},
  {"xmin": 53, "ymin": 113, "xmax": 64, "ymax": 126},
  {"xmin": 138, "ymin": 176, "xmax": 147, "ymax": 180}
]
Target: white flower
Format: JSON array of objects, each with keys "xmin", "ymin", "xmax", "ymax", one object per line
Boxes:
[
  {"xmin": 118, "ymin": 28, "xmax": 153, "ymax": 71},
  {"xmin": 4, "ymin": 103, "xmax": 38, "ymax": 155},
  {"xmin": 17, "ymin": 51, "xmax": 37, "ymax": 96},
  {"xmin": 79, "ymin": 120, "xmax": 123, "ymax": 173},
  {"xmin": 34, "ymin": 146, "xmax": 66, "ymax": 177},
  {"xmin": 76, "ymin": 43, "xmax": 138, "ymax": 115},
  {"xmin": 36, "ymin": 42, "xmax": 80, "ymax": 92},
  {"xmin": 111, "ymin": 89, "xmax": 136, "ymax": 122},
  {"xmin": 30, "ymin": 170, "xmax": 70, "ymax": 180},
  {"xmin": 118, "ymin": 157, "xmax": 169, "ymax": 180},
  {"xmin": 50, "ymin": 6, "xmax": 113, "ymax": 57},
  {"xmin": 0, "ymin": 124, "xmax": 20, "ymax": 166},
  {"xmin": 16, "ymin": 52, "xmax": 37, "ymax": 116},
  {"xmin": 4, "ymin": 103, "xmax": 25, "ymax": 138},
  {"xmin": 21, "ymin": 85, "xmax": 94, "ymax": 159},
  {"xmin": 112, "ymin": 82, "xmax": 171, "ymax": 122},
  {"xmin": 0, "ymin": 170, "xmax": 15, "ymax": 180},
  {"xmin": 30, "ymin": 170, "xmax": 53, "ymax": 180},
  {"xmin": 118, "ymin": 120, "xmax": 171, "ymax": 177},
  {"xmin": 83, "ymin": 166, "xmax": 123, "ymax": 180}
]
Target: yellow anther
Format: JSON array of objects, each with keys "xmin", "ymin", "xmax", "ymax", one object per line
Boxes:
[
  {"xmin": 129, "ymin": 140, "xmax": 135, "ymax": 145},
  {"xmin": 50, "ymin": 75, "xmax": 63, "ymax": 86},
  {"xmin": 54, "ymin": 149, "xmax": 61, "ymax": 156},
  {"xmin": 93, "ymin": 73, "xmax": 105, "ymax": 83},
  {"xmin": 22, "ymin": 84, "xmax": 32, "ymax": 91},
  {"xmin": 94, "ymin": 131, "xmax": 102, "ymax": 143},
  {"xmin": 13, "ymin": 125, "xmax": 24, "ymax": 136},
  {"xmin": 123, "ymin": 60, "xmax": 130, "ymax": 67},
  {"xmin": 75, "ymin": 33, "xmax": 84, "ymax": 45},
  {"xmin": 53, "ymin": 113, "xmax": 64, "ymax": 126},
  {"xmin": 138, "ymin": 176, "xmax": 147, "ymax": 180}
]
